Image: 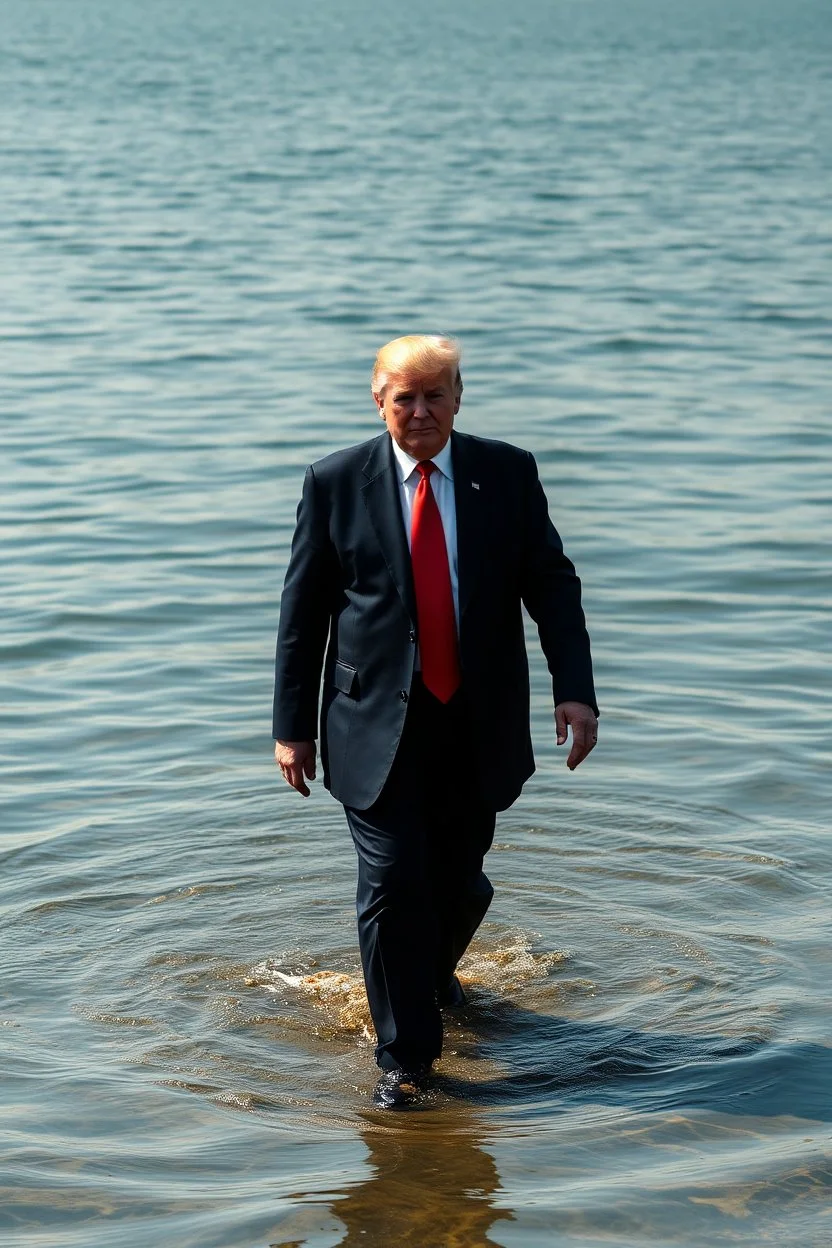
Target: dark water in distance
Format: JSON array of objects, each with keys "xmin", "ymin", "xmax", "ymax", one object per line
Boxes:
[{"xmin": 2, "ymin": 0, "xmax": 831, "ymax": 1244}]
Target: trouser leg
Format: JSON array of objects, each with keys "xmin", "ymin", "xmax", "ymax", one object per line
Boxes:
[
  {"xmin": 344, "ymin": 679, "xmax": 497, "ymax": 1071},
  {"xmin": 430, "ymin": 793, "xmax": 496, "ymax": 991},
  {"xmin": 345, "ymin": 797, "xmax": 442, "ymax": 1072}
]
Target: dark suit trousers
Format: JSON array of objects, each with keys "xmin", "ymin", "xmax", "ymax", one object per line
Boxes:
[{"xmin": 344, "ymin": 677, "xmax": 496, "ymax": 1072}]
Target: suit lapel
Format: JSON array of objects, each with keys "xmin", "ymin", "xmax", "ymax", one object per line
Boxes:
[
  {"xmin": 451, "ymin": 431, "xmax": 485, "ymax": 621},
  {"xmin": 360, "ymin": 434, "xmax": 417, "ymax": 622}
]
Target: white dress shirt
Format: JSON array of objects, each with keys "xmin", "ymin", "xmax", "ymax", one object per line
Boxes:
[{"xmin": 389, "ymin": 435, "xmax": 460, "ymax": 634}]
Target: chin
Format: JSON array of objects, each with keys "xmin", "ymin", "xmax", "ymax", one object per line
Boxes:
[{"xmin": 405, "ymin": 434, "xmax": 443, "ymax": 458}]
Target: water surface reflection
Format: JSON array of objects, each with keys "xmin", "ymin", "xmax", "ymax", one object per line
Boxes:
[{"xmin": 335, "ymin": 1111, "xmax": 512, "ymax": 1248}]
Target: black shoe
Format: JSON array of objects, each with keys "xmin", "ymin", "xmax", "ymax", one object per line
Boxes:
[
  {"xmin": 372, "ymin": 1066, "xmax": 429, "ymax": 1110},
  {"xmin": 436, "ymin": 975, "xmax": 467, "ymax": 1008}
]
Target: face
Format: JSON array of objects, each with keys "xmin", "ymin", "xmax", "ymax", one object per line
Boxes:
[{"xmin": 374, "ymin": 368, "xmax": 460, "ymax": 460}]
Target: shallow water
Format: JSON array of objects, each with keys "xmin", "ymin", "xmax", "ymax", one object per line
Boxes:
[{"xmin": 2, "ymin": 0, "xmax": 831, "ymax": 1244}]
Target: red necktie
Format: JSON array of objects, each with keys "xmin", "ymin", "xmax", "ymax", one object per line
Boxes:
[{"xmin": 411, "ymin": 461, "xmax": 461, "ymax": 703}]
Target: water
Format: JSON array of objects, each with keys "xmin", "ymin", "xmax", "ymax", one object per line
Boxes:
[{"xmin": 2, "ymin": 0, "xmax": 831, "ymax": 1243}]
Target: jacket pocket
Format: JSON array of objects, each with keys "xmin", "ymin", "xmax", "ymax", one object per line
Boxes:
[{"xmin": 332, "ymin": 659, "xmax": 359, "ymax": 698}]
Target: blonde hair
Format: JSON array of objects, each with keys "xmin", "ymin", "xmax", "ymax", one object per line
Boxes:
[{"xmin": 371, "ymin": 335, "xmax": 462, "ymax": 397}]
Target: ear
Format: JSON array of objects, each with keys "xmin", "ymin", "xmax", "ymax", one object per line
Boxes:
[{"xmin": 372, "ymin": 390, "xmax": 386, "ymax": 420}]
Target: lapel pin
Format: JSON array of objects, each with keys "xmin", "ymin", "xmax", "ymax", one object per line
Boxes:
[{"xmin": 471, "ymin": 481, "xmax": 480, "ymax": 490}]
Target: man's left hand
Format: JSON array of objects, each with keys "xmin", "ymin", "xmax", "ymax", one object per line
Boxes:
[{"xmin": 555, "ymin": 702, "xmax": 598, "ymax": 770}]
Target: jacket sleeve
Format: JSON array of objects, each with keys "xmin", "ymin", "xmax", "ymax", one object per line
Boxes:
[
  {"xmin": 272, "ymin": 466, "xmax": 337, "ymax": 741},
  {"xmin": 518, "ymin": 451, "xmax": 599, "ymax": 716}
]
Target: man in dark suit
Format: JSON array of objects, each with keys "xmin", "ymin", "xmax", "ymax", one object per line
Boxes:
[{"xmin": 273, "ymin": 335, "xmax": 598, "ymax": 1108}]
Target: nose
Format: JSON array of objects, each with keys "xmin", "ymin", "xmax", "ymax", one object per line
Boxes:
[{"xmin": 412, "ymin": 394, "xmax": 430, "ymax": 421}]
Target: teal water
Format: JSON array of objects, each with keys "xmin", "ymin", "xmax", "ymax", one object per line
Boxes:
[{"xmin": 2, "ymin": 1, "xmax": 831, "ymax": 1244}]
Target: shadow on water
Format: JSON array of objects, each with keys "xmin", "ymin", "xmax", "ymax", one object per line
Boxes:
[{"xmin": 434, "ymin": 994, "xmax": 832, "ymax": 1123}]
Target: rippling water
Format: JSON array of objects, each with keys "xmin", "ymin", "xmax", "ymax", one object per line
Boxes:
[{"xmin": 2, "ymin": 0, "xmax": 831, "ymax": 1244}]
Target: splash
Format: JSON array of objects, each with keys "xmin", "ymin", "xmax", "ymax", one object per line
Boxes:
[
  {"xmin": 458, "ymin": 933, "xmax": 568, "ymax": 994},
  {"xmin": 247, "ymin": 964, "xmax": 374, "ymax": 1036},
  {"xmin": 247, "ymin": 933, "xmax": 568, "ymax": 1038},
  {"xmin": 276, "ymin": 969, "xmax": 372, "ymax": 1035}
]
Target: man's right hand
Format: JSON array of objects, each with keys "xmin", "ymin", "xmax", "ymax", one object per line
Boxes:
[{"xmin": 274, "ymin": 740, "xmax": 317, "ymax": 797}]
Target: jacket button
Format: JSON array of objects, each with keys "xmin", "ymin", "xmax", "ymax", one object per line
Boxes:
[
  {"xmin": 409, "ymin": 629, "xmax": 416, "ymax": 643},
  {"xmin": 400, "ymin": 690, "xmax": 409, "ymax": 703}
]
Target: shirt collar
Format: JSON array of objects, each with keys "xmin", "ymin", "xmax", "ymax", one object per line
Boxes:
[{"xmin": 389, "ymin": 434, "xmax": 454, "ymax": 484}]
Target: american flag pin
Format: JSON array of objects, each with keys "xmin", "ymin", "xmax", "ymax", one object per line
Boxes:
[{"xmin": 471, "ymin": 481, "xmax": 480, "ymax": 490}]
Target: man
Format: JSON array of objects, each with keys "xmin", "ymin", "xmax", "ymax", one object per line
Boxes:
[{"xmin": 273, "ymin": 335, "xmax": 598, "ymax": 1108}]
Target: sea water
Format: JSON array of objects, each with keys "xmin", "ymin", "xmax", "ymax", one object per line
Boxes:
[{"xmin": 2, "ymin": 1, "xmax": 831, "ymax": 1244}]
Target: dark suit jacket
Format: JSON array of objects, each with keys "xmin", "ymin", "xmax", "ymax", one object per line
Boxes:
[{"xmin": 272, "ymin": 430, "xmax": 597, "ymax": 812}]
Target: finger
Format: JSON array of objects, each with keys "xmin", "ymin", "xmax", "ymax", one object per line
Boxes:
[
  {"xmin": 283, "ymin": 763, "xmax": 310, "ymax": 797},
  {"xmin": 567, "ymin": 720, "xmax": 587, "ymax": 769},
  {"xmin": 555, "ymin": 705, "xmax": 568, "ymax": 746},
  {"xmin": 567, "ymin": 741, "xmax": 587, "ymax": 770},
  {"xmin": 568, "ymin": 724, "xmax": 597, "ymax": 770},
  {"xmin": 303, "ymin": 752, "xmax": 316, "ymax": 782},
  {"xmin": 289, "ymin": 765, "xmax": 310, "ymax": 797}
]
